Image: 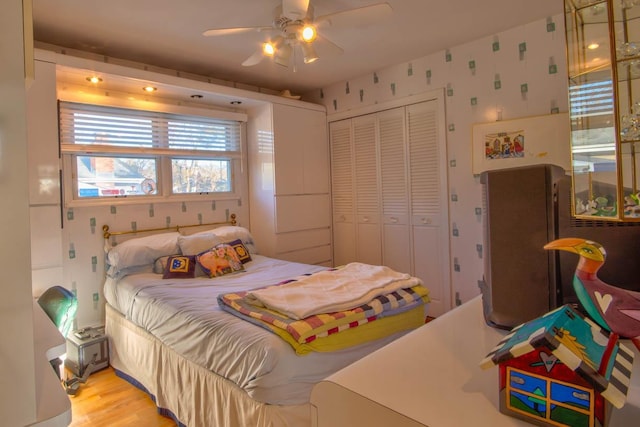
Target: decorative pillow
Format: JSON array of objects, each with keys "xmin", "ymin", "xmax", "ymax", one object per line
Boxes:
[
  {"xmin": 178, "ymin": 232, "xmax": 222, "ymax": 256},
  {"xmin": 208, "ymin": 226, "xmax": 258, "ymax": 254},
  {"xmin": 196, "ymin": 243, "xmax": 245, "ymax": 278},
  {"xmin": 226, "ymin": 239, "xmax": 252, "ymax": 264},
  {"xmin": 155, "ymin": 255, "xmax": 209, "ymax": 277},
  {"xmin": 162, "ymin": 255, "xmax": 197, "ymax": 279},
  {"xmin": 107, "ymin": 232, "xmax": 180, "ymax": 278}
]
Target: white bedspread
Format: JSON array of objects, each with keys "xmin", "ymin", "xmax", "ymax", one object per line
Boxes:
[
  {"xmin": 246, "ymin": 262, "xmax": 422, "ymax": 319},
  {"xmin": 103, "ymin": 255, "xmax": 411, "ymax": 406}
]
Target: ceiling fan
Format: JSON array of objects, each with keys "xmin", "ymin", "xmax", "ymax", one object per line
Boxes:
[{"xmin": 202, "ymin": 0, "xmax": 392, "ymax": 69}]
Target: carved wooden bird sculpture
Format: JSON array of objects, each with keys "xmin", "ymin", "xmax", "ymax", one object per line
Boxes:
[{"xmin": 544, "ymin": 238, "xmax": 640, "ymax": 352}]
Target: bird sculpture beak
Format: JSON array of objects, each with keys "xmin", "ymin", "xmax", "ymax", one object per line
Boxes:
[{"xmin": 543, "ymin": 237, "xmax": 586, "ymax": 254}]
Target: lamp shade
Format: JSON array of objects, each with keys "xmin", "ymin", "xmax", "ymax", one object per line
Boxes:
[{"xmin": 301, "ymin": 42, "xmax": 319, "ymax": 64}]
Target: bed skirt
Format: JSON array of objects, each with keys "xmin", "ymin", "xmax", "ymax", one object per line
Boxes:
[{"xmin": 105, "ymin": 303, "xmax": 312, "ymax": 427}]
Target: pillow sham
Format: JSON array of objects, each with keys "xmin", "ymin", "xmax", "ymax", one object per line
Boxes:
[
  {"xmin": 107, "ymin": 232, "xmax": 180, "ymax": 278},
  {"xmin": 153, "ymin": 255, "xmax": 172, "ymax": 274},
  {"xmin": 205, "ymin": 226, "xmax": 258, "ymax": 254},
  {"xmin": 226, "ymin": 238, "xmax": 252, "ymax": 264},
  {"xmin": 162, "ymin": 255, "xmax": 196, "ymax": 279},
  {"xmin": 196, "ymin": 243, "xmax": 245, "ymax": 278},
  {"xmin": 178, "ymin": 232, "xmax": 222, "ymax": 256}
]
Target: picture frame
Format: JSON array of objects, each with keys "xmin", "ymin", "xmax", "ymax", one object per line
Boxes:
[{"xmin": 471, "ymin": 113, "xmax": 571, "ymax": 175}]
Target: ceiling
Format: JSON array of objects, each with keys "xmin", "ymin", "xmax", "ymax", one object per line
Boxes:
[{"xmin": 32, "ymin": 0, "xmax": 564, "ymax": 96}]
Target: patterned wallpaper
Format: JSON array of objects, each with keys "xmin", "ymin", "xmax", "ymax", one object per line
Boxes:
[{"xmin": 305, "ymin": 13, "xmax": 569, "ymax": 307}]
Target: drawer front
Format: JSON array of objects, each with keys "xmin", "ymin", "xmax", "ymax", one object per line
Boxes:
[
  {"xmin": 277, "ymin": 245, "xmax": 332, "ymax": 265},
  {"xmin": 276, "ymin": 228, "xmax": 332, "ymax": 253},
  {"xmin": 275, "ymin": 194, "xmax": 331, "ymax": 233}
]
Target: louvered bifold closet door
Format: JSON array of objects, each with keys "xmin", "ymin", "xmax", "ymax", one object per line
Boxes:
[
  {"xmin": 330, "ymin": 119, "xmax": 356, "ymax": 266},
  {"xmin": 407, "ymin": 100, "xmax": 448, "ymax": 316},
  {"xmin": 378, "ymin": 108, "xmax": 411, "ymax": 273},
  {"xmin": 353, "ymin": 114, "xmax": 382, "ymax": 265}
]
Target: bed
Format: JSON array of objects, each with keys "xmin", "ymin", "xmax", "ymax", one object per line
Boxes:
[{"xmin": 102, "ymin": 216, "xmax": 430, "ymax": 426}]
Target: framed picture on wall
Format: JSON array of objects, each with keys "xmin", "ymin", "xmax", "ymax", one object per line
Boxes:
[{"xmin": 471, "ymin": 113, "xmax": 570, "ymax": 175}]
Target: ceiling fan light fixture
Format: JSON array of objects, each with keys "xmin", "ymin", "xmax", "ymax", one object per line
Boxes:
[
  {"xmin": 301, "ymin": 42, "xmax": 319, "ymax": 64},
  {"xmin": 274, "ymin": 43, "xmax": 292, "ymax": 67},
  {"xmin": 263, "ymin": 42, "xmax": 276, "ymax": 56},
  {"xmin": 301, "ymin": 24, "xmax": 317, "ymax": 43}
]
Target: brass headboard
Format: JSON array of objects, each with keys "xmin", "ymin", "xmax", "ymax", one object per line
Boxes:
[{"xmin": 102, "ymin": 213, "xmax": 237, "ymax": 239}]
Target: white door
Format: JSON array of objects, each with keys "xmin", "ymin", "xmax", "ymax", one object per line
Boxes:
[
  {"xmin": 407, "ymin": 100, "xmax": 451, "ymax": 317},
  {"xmin": 378, "ymin": 108, "xmax": 411, "ymax": 273},
  {"xmin": 330, "ymin": 119, "xmax": 356, "ymax": 266},
  {"xmin": 352, "ymin": 114, "xmax": 381, "ymax": 265}
]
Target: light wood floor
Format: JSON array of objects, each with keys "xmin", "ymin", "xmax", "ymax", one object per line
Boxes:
[{"xmin": 66, "ymin": 367, "xmax": 177, "ymax": 427}]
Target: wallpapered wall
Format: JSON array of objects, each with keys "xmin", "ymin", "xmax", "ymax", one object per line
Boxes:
[
  {"xmin": 305, "ymin": 13, "xmax": 569, "ymax": 307},
  {"xmin": 62, "ymin": 199, "xmax": 247, "ymax": 328}
]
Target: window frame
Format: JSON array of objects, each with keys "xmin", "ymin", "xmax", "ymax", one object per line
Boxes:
[{"xmin": 59, "ymin": 100, "xmax": 247, "ymax": 207}]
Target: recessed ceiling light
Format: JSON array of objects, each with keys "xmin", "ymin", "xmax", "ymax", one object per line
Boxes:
[
  {"xmin": 230, "ymin": 100, "xmax": 242, "ymax": 105},
  {"xmin": 86, "ymin": 76, "xmax": 102, "ymax": 83},
  {"xmin": 588, "ymin": 43, "xmax": 599, "ymax": 50},
  {"xmin": 143, "ymin": 86, "xmax": 157, "ymax": 92}
]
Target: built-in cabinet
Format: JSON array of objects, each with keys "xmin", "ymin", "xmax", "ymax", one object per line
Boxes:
[
  {"xmin": 247, "ymin": 101, "xmax": 332, "ymax": 266},
  {"xmin": 329, "ymin": 95, "xmax": 451, "ymax": 317},
  {"xmin": 27, "ymin": 59, "xmax": 64, "ymax": 298}
]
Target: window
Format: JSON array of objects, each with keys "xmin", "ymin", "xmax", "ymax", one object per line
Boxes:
[{"xmin": 59, "ymin": 101, "xmax": 244, "ymax": 204}]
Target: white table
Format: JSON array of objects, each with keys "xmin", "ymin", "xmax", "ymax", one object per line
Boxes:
[
  {"xmin": 30, "ymin": 300, "xmax": 71, "ymax": 427},
  {"xmin": 311, "ymin": 296, "xmax": 640, "ymax": 426}
]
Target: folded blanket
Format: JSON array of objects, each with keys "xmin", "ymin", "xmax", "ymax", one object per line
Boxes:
[
  {"xmin": 265, "ymin": 304, "xmax": 427, "ymax": 355},
  {"xmin": 218, "ymin": 271, "xmax": 430, "ymax": 345},
  {"xmin": 245, "ymin": 262, "xmax": 422, "ymax": 319}
]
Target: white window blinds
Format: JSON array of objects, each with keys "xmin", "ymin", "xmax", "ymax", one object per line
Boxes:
[{"xmin": 59, "ymin": 101, "xmax": 242, "ymax": 154}]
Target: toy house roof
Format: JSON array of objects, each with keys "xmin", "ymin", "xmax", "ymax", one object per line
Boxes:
[{"xmin": 480, "ymin": 304, "xmax": 635, "ymax": 409}]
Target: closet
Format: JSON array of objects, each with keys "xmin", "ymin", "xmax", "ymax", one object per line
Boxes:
[{"xmin": 329, "ymin": 95, "xmax": 451, "ymax": 316}]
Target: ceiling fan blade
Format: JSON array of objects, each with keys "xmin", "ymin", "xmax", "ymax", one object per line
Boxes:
[
  {"xmin": 282, "ymin": 0, "xmax": 310, "ymax": 20},
  {"xmin": 315, "ymin": 2, "xmax": 392, "ymax": 28},
  {"xmin": 242, "ymin": 49, "xmax": 265, "ymax": 67},
  {"xmin": 202, "ymin": 26, "xmax": 273, "ymax": 37},
  {"xmin": 312, "ymin": 34, "xmax": 344, "ymax": 58}
]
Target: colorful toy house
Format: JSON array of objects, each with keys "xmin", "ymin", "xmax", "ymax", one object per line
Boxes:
[{"xmin": 480, "ymin": 304, "xmax": 634, "ymax": 427}]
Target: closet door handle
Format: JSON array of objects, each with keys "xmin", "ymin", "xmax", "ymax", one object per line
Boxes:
[{"xmin": 390, "ymin": 216, "xmax": 398, "ymax": 223}]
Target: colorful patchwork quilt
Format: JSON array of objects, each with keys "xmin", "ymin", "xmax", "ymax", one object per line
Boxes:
[{"xmin": 218, "ymin": 269, "xmax": 430, "ymax": 346}]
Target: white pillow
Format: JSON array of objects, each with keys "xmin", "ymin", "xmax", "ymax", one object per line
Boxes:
[
  {"xmin": 178, "ymin": 232, "xmax": 222, "ymax": 256},
  {"xmin": 107, "ymin": 232, "xmax": 180, "ymax": 278},
  {"xmin": 208, "ymin": 226, "xmax": 258, "ymax": 254}
]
